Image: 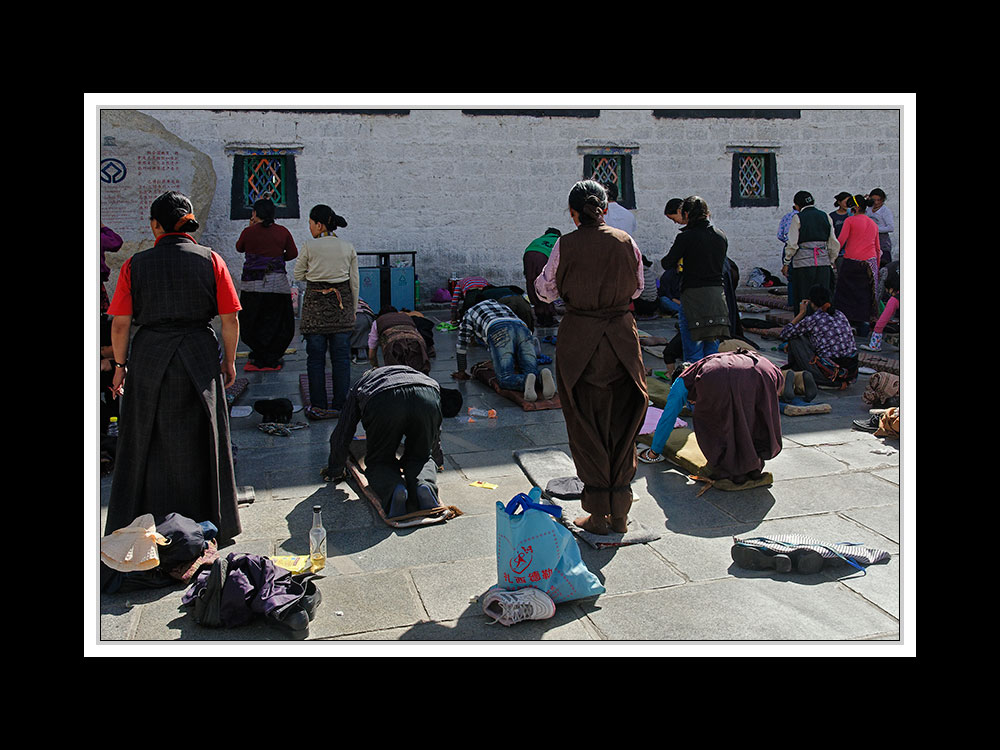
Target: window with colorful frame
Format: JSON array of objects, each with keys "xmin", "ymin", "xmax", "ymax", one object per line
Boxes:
[
  {"xmin": 729, "ymin": 148, "xmax": 779, "ymax": 208},
  {"xmin": 229, "ymin": 149, "xmax": 300, "ymax": 220},
  {"xmin": 583, "ymin": 152, "xmax": 636, "ymax": 210}
]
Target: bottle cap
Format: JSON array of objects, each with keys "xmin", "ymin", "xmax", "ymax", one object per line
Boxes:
[{"xmin": 313, "ymin": 505, "xmax": 321, "ymax": 512}]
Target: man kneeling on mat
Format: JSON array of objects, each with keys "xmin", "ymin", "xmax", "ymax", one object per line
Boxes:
[
  {"xmin": 451, "ymin": 298, "xmax": 555, "ymax": 402},
  {"xmin": 322, "ymin": 365, "xmax": 464, "ymax": 517}
]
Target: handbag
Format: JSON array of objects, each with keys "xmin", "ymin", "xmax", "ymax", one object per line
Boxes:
[{"xmin": 495, "ymin": 490, "xmax": 605, "ymax": 604}]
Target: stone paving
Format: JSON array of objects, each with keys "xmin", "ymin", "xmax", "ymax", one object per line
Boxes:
[{"xmin": 95, "ymin": 293, "xmax": 908, "ymax": 653}]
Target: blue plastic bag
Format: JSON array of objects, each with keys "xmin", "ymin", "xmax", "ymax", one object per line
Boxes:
[{"xmin": 495, "ymin": 488, "xmax": 605, "ymax": 604}]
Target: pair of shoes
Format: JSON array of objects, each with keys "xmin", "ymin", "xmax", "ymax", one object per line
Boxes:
[
  {"xmin": 416, "ymin": 482, "xmax": 441, "ymax": 511},
  {"xmin": 481, "ymin": 586, "xmax": 556, "ymax": 626},
  {"xmin": 852, "ymin": 414, "xmax": 881, "ymax": 432},
  {"xmin": 387, "ymin": 484, "xmax": 408, "ymax": 518},
  {"xmin": 637, "ymin": 446, "xmax": 665, "ymax": 464},
  {"xmin": 730, "ymin": 543, "xmax": 825, "ymax": 574}
]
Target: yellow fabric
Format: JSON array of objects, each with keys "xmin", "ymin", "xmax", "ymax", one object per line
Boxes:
[{"xmin": 638, "ymin": 426, "xmax": 712, "ymax": 476}]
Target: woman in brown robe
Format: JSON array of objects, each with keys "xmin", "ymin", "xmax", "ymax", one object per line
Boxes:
[
  {"xmin": 535, "ymin": 181, "xmax": 648, "ymax": 534},
  {"xmin": 679, "ymin": 349, "xmax": 784, "ymax": 483}
]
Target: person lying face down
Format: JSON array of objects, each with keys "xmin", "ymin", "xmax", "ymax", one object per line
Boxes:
[{"xmin": 323, "ymin": 365, "xmax": 463, "ymax": 518}]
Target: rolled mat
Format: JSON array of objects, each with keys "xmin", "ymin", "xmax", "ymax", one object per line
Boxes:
[
  {"xmin": 346, "ymin": 441, "xmax": 462, "ymax": 528},
  {"xmin": 470, "ymin": 361, "xmax": 561, "ymax": 411},
  {"xmin": 298, "ymin": 373, "xmax": 331, "ymax": 408},
  {"xmin": 226, "ymin": 377, "xmax": 250, "ymax": 408},
  {"xmin": 512, "ymin": 447, "xmax": 660, "ymax": 549},
  {"xmin": 782, "ymin": 402, "xmax": 832, "ymax": 416}
]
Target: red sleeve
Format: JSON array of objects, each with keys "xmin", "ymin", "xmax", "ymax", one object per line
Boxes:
[
  {"xmin": 212, "ymin": 252, "xmax": 242, "ymax": 314},
  {"xmin": 235, "ymin": 227, "xmax": 249, "ymax": 254},
  {"xmin": 106, "ymin": 257, "xmax": 133, "ymax": 316}
]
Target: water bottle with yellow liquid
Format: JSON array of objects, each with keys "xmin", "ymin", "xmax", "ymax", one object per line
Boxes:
[{"xmin": 308, "ymin": 505, "xmax": 327, "ymax": 572}]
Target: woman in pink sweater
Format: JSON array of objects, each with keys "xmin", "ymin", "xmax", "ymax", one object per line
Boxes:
[{"xmin": 832, "ymin": 195, "xmax": 881, "ymax": 333}]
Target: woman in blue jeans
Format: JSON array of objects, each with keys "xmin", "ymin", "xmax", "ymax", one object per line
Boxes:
[{"xmin": 293, "ymin": 205, "xmax": 359, "ymax": 419}]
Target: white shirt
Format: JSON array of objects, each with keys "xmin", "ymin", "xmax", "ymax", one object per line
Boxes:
[{"xmin": 604, "ymin": 202, "xmax": 637, "ymax": 237}]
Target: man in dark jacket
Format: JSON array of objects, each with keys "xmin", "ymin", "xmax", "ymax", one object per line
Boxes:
[{"xmin": 322, "ymin": 366, "xmax": 463, "ymax": 517}]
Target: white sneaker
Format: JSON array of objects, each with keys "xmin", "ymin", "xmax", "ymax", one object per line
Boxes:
[
  {"xmin": 524, "ymin": 373, "xmax": 538, "ymax": 402},
  {"xmin": 540, "ymin": 368, "xmax": 556, "ymax": 400},
  {"xmin": 481, "ymin": 586, "xmax": 556, "ymax": 626}
]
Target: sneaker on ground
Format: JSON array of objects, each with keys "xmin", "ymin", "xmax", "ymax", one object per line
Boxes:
[{"xmin": 481, "ymin": 586, "xmax": 556, "ymax": 626}]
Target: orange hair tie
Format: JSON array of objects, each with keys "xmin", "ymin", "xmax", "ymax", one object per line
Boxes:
[{"xmin": 173, "ymin": 213, "xmax": 195, "ymax": 231}]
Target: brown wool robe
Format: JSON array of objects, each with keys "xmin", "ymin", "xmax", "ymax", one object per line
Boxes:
[
  {"xmin": 552, "ymin": 223, "xmax": 648, "ymax": 520},
  {"xmin": 679, "ymin": 349, "xmax": 784, "ymax": 480},
  {"xmin": 375, "ymin": 312, "xmax": 431, "ymax": 374}
]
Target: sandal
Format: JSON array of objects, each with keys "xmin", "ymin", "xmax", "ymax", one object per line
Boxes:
[{"xmin": 637, "ymin": 447, "xmax": 665, "ymax": 464}]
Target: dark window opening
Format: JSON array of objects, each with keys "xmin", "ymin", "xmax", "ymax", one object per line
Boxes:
[
  {"xmin": 584, "ymin": 153, "xmax": 635, "ymax": 210},
  {"xmin": 730, "ymin": 152, "xmax": 778, "ymax": 208},
  {"xmin": 230, "ymin": 153, "xmax": 300, "ymax": 220}
]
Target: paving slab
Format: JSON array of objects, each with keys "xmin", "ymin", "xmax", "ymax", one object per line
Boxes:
[{"xmin": 94, "ymin": 307, "xmax": 909, "ymax": 653}]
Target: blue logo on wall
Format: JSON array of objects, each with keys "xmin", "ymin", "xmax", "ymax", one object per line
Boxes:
[{"xmin": 100, "ymin": 158, "xmax": 127, "ymax": 184}]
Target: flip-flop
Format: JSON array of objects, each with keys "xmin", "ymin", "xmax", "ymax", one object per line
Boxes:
[{"xmin": 637, "ymin": 447, "xmax": 665, "ymax": 464}]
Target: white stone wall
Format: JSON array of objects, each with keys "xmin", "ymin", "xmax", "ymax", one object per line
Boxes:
[{"xmin": 106, "ymin": 107, "xmax": 900, "ymax": 300}]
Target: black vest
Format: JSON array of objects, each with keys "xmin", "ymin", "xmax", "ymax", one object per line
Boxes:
[{"xmin": 131, "ymin": 235, "xmax": 219, "ymax": 328}]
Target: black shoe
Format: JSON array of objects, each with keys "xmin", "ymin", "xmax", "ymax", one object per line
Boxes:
[
  {"xmin": 267, "ymin": 605, "xmax": 310, "ymax": 639},
  {"xmin": 852, "ymin": 414, "xmax": 880, "ymax": 433},
  {"xmin": 731, "ymin": 544, "xmax": 825, "ymax": 574},
  {"xmin": 299, "ymin": 579, "xmax": 323, "ymax": 621}
]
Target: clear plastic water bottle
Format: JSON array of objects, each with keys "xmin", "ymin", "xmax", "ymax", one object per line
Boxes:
[
  {"xmin": 107, "ymin": 416, "xmax": 119, "ymax": 437},
  {"xmin": 468, "ymin": 407, "xmax": 497, "ymax": 418},
  {"xmin": 308, "ymin": 505, "xmax": 327, "ymax": 572}
]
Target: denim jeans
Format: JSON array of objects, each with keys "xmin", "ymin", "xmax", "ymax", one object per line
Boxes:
[
  {"xmin": 305, "ymin": 332, "xmax": 351, "ymax": 410},
  {"xmin": 659, "ymin": 296, "xmax": 682, "ymax": 315},
  {"xmin": 677, "ymin": 306, "xmax": 719, "ymax": 363},
  {"xmin": 650, "ymin": 376, "xmax": 690, "ymax": 455},
  {"xmin": 487, "ymin": 320, "xmax": 538, "ymax": 391}
]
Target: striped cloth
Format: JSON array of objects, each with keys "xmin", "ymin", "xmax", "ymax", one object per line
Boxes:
[
  {"xmin": 734, "ymin": 534, "xmax": 891, "ymax": 566},
  {"xmin": 450, "ymin": 276, "xmax": 489, "ymax": 318}
]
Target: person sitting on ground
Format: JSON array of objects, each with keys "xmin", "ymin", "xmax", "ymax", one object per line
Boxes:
[
  {"xmin": 638, "ymin": 348, "xmax": 784, "ymax": 485},
  {"xmin": 780, "ymin": 284, "xmax": 859, "ymax": 389},
  {"xmin": 367, "ymin": 305, "xmax": 431, "ymax": 374},
  {"xmin": 323, "ymin": 365, "xmax": 463, "ymax": 518},
  {"xmin": 860, "ymin": 263, "xmax": 900, "ymax": 352},
  {"xmin": 451, "ymin": 298, "xmax": 555, "ymax": 402},
  {"xmin": 632, "ymin": 255, "xmax": 661, "ymax": 316},
  {"xmin": 449, "ymin": 275, "xmax": 490, "ymax": 323}
]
